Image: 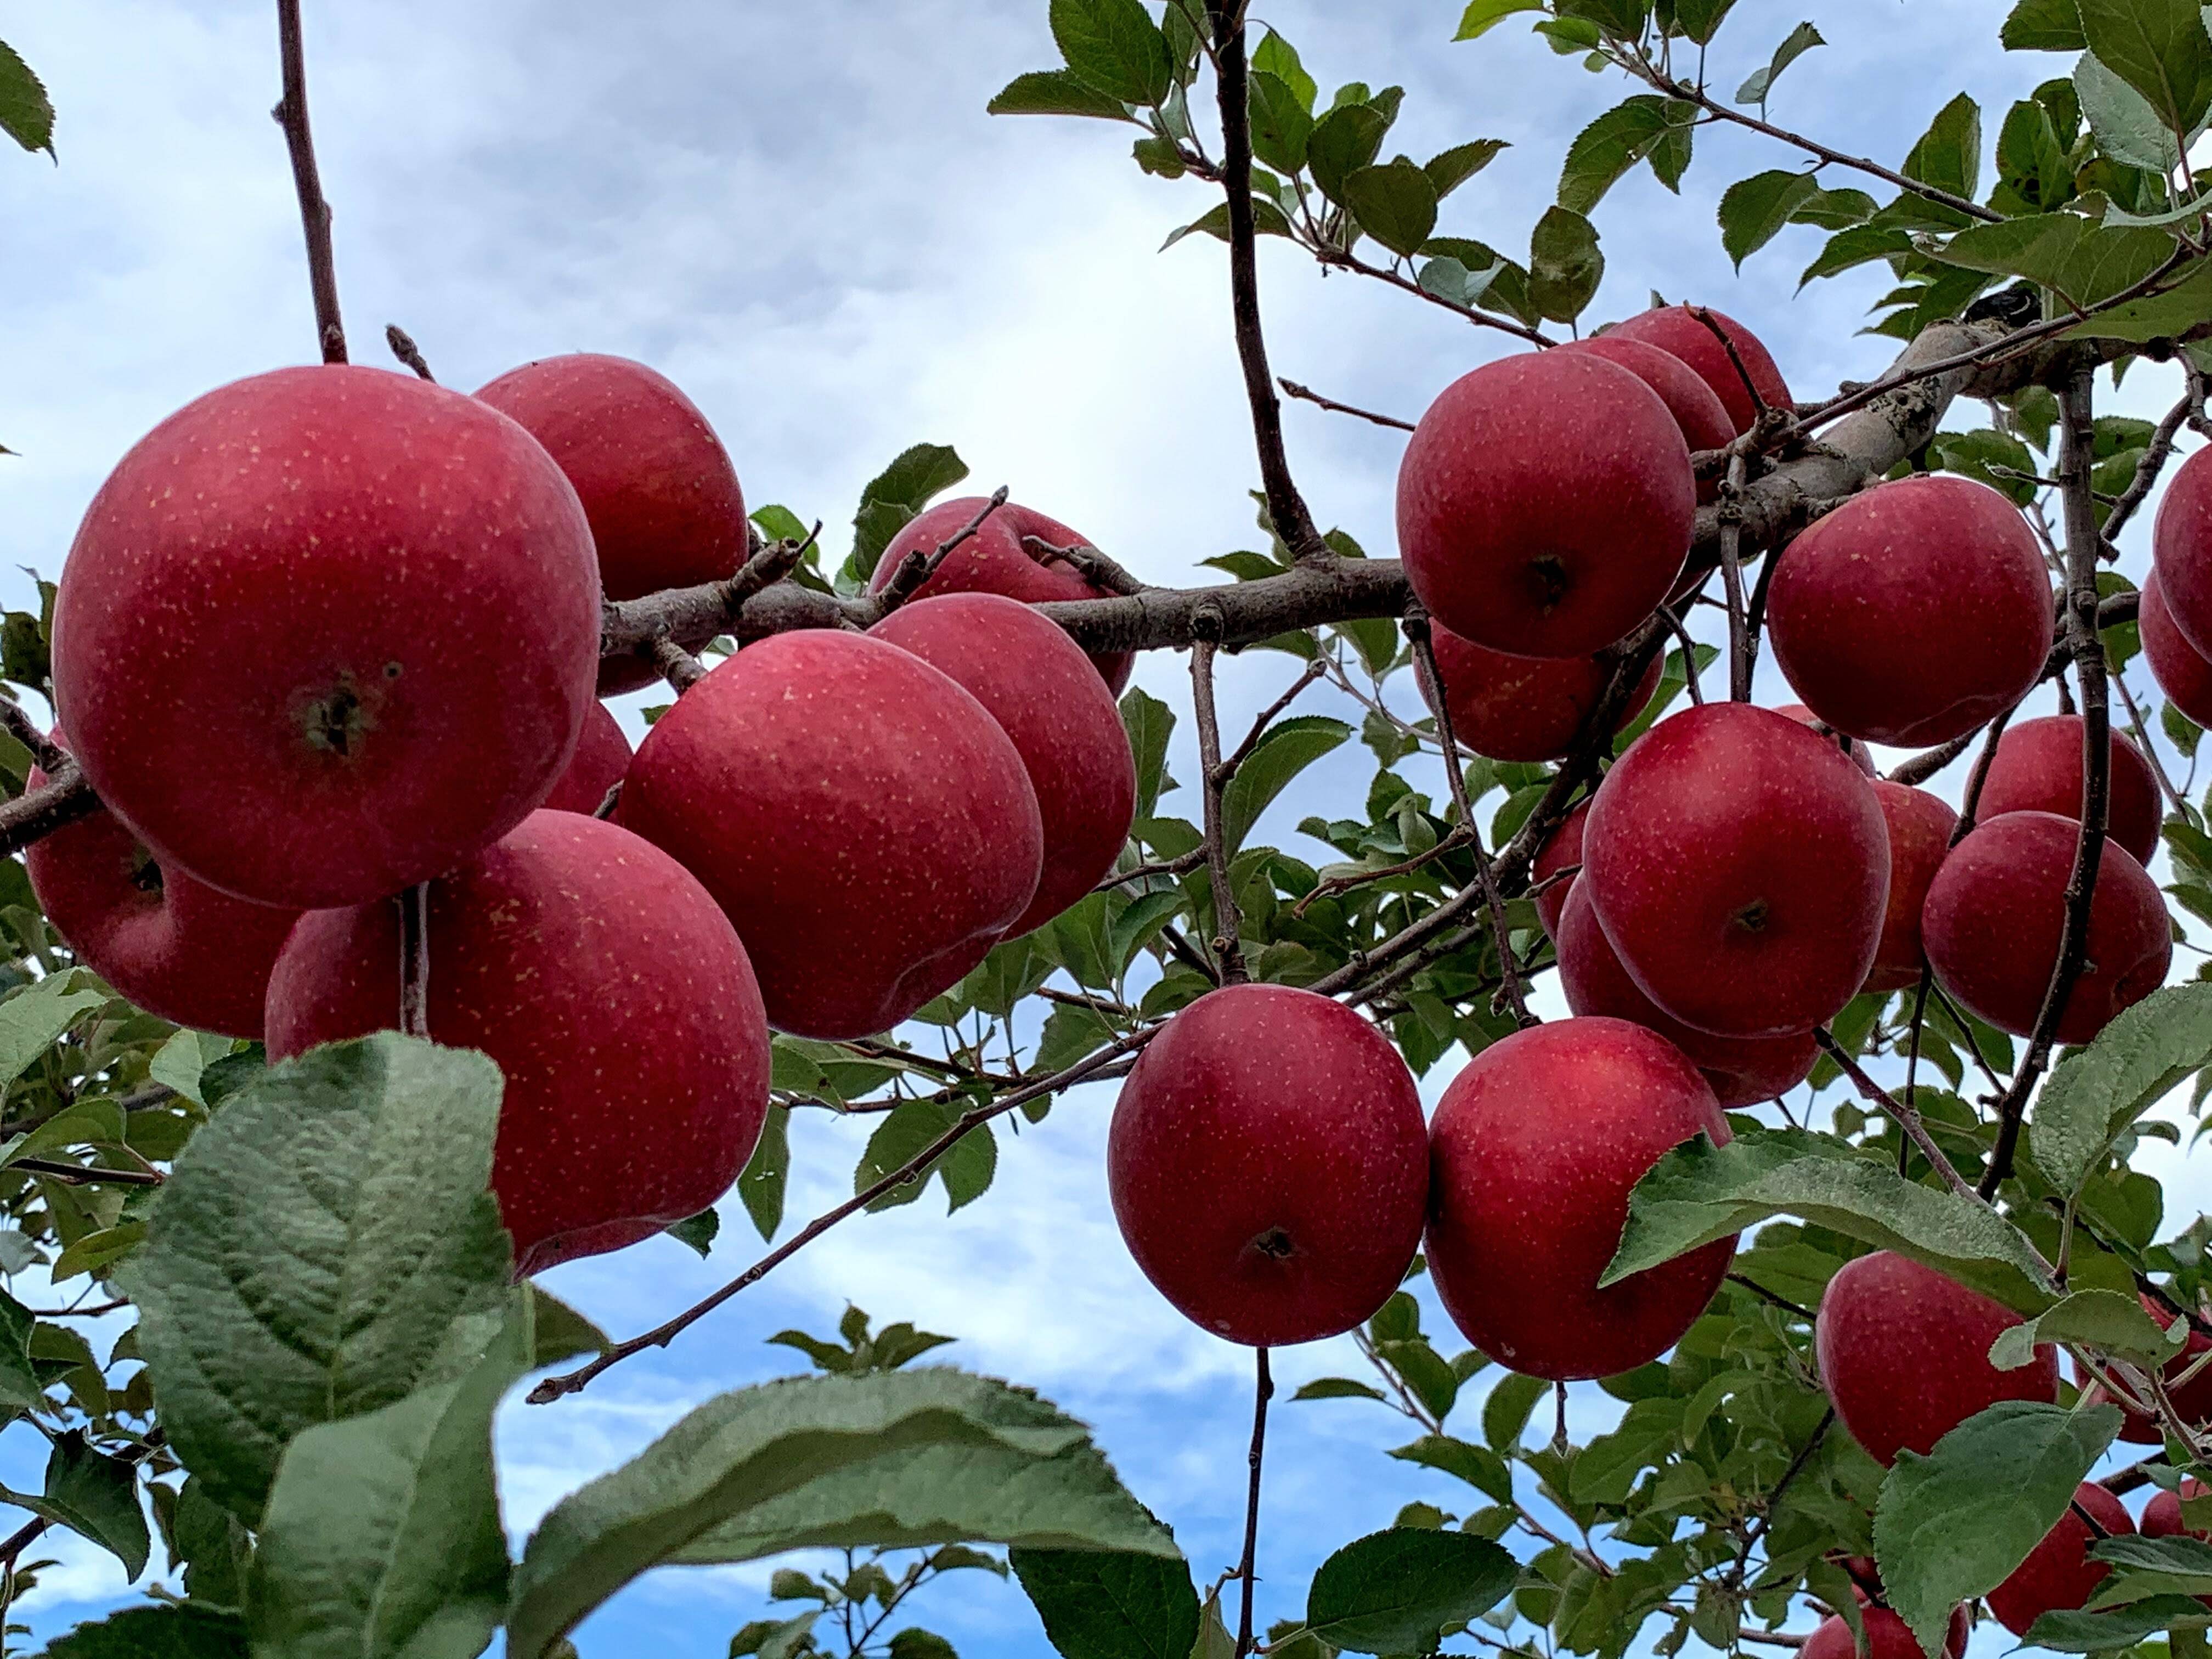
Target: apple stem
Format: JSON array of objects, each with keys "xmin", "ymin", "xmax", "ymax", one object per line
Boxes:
[
  {"xmin": 1234, "ymin": 1345, "xmax": 1273, "ymax": 1659},
  {"xmin": 272, "ymin": 0, "xmax": 346, "ymax": 365},
  {"xmin": 1899, "ymin": 968, "xmax": 1933, "ymax": 1177},
  {"xmin": 1655, "ymin": 605, "xmax": 1706, "ymax": 706},
  {"xmin": 397, "ymin": 883, "xmax": 430, "ymax": 1040},
  {"xmin": 1275, "ymin": 377, "xmax": 1417, "ymax": 435},
  {"xmin": 1190, "ymin": 632, "xmax": 1250, "ymax": 985}
]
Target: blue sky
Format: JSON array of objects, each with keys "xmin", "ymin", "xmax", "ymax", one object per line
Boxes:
[{"xmin": 3, "ymin": 2, "xmax": 2211, "ymax": 1655}]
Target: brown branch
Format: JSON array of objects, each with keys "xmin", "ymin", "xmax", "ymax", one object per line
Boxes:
[
  {"xmin": 1094, "ymin": 847, "xmax": 1209, "ymax": 894},
  {"xmin": 14, "ymin": 1156, "xmax": 163, "ymax": 1187},
  {"xmin": 1728, "ymin": 1273, "xmax": 1815, "ymax": 1321},
  {"xmin": 874, "ymin": 488, "xmax": 1009, "ymax": 614},
  {"xmin": 0, "ymin": 701, "xmax": 63, "ymax": 776},
  {"xmin": 273, "ymin": 0, "xmax": 346, "ymax": 364},
  {"xmin": 0, "ymin": 769, "xmax": 99, "ymax": 856},
  {"xmin": 384, "ymin": 325, "xmax": 434, "ymax": 381},
  {"xmin": 652, "ymin": 636, "xmax": 709, "ymax": 693},
  {"xmin": 397, "ymin": 884, "xmax": 430, "ymax": 1040},
  {"xmin": 1813, "ymin": 1028, "xmax": 1985, "ymax": 1208},
  {"xmin": 1313, "ymin": 242, "xmax": 1554, "ymax": 348},
  {"xmin": 1022, "ymin": 535, "xmax": 1150, "ymax": 597},
  {"xmin": 1277, "ymin": 378, "xmax": 1417, "ymax": 433},
  {"xmin": 1718, "ymin": 454, "xmax": 1754, "ymax": 701},
  {"xmin": 1234, "ymin": 1346, "xmax": 1273, "ymax": 1659},
  {"xmin": 2103, "ymin": 382, "xmax": 2200, "ymax": 540},
  {"xmin": 1222, "ymin": 658, "xmax": 1327, "ymax": 776},
  {"xmin": 1887, "ymin": 727, "xmax": 1980, "ymax": 786},
  {"xmin": 1192, "ymin": 633, "xmax": 1249, "ymax": 984}
]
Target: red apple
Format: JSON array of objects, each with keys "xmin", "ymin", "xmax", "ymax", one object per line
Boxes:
[
  {"xmin": 869, "ymin": 498, "xmax": 1133, "ymax": 693},
  {"xmin": 1107, "ymin": 984, "xmax": 1427, "ymax": 1346},
  {"xmin": 1555, "ymin": 335, "xmax": 1734, "ymax": 501},
  {"xmin": 2143, "ymin": 568, "xmax": 2212, "ymax": 728},
  {"xmin": 539, "ymin": 703, "xmax": 633, "ymax": 816},
  {"xmin": 1815, "ymin": 1250, "xmax": 2058, "ymax": 1466},
  {"xmin": 52, "ymin": 366, "xmax": 600, "ymax": 911},
  {"xmin": 1556, "ymin": 885, "xmax": 1816, "ymax": 1107},
  {"xmin": 1803, "ymin": 1605, "xmax": 1968, "ymax": 1659},
  {"xmin": 2154, "ymin": 445, "xmax": 2212, "ymax": 656},
  {"xmin": 1864, "ymin": 781, "xmax": 1959, "ymax": 992},
  {"xmin": 1396, "ymin": 351, "xmax": 1694, "ymax": 658},
  {"xmin": 1426, "ymin": 1017, "xmax": 1734, "ymax": 1381},
  {"xmin": 1977, "ymin": 714, "xmax": 2161, "ymax": 866},
  {"xmin": 1531, "ymin": 799, "xmax": 1591, "ymax": 939},
  {"xmin": 1988, "ymin": 1483, "xmax": 2132, "ymax": 1637},
  {"xmin": 266, "ymin": 811, "xmax": 770, "ymax": 1276},
  {"xmin": 1582, "ymin": 703, "xmax": 1890, "ymax": 1037},
  {"xmin": 1921, "ymin": 810, "xmax": 2170, "ymax": 1043},
  {"xmin": 870, "ymin": 593, "xmax": 1135, "ymax": 936},
  {"xmin": 1424, "ymin": 624, "xmax": 1663, "ymax": 763},
  {"xmin": 1765, "ymin": 475, "xmax": 2053, "ymax": 748},
  {"xmin": 1777, "ymin": 703, "xmax": 1875, "ymax": 775},
  {"xmin": 2143, "ymin": 1479, "xmax": 2210, "ymax": 1538},
  {"xmin": 617, "ymin": 630, "xmax": 1043, "ymax": 1039},
  {"xmin": 1601, "ymin": 304, "xmax": 1792, "ymax": 437}
]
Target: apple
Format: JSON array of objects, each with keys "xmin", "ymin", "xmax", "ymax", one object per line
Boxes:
[
  {"xmin": 1531, "ymin": 798, "xmax": 1592, "ymax": 940},
  {"xmin": 538, "ymin": 703, "xmax": 633, "ymax": 816},
  {"xmin": 2153, "ymin": 444, "xmax": 2212, "ymax": 654},
  {"xmin": 51, "ymin": 366, "xmax": 600, "ymax": 911},
  {"xmin": 1426, "ymin": 1016, "xmax": 1734, "ymax": 1381},
  {"xmin": 1424, "ymin": 623, "xmax": 1664, "ymax": 763},
  {"xmin": 1803, "ymin": 1605, "xmax": 1968, "ymax": 1659},
  {"xmin": 1921, "ymin": 810, "xmax": 2170, "ymax": 1043},
  {"xmin": 617, "ymin": 630, "xmax": 1043, "ymax": 1039},
  {"xmin": 1987, "ymin": 1483, "xmax": 2132, "ymax": 1637},
  {"xmin": 1815, "ymin": 1250, "xmax": 2058, "ymax": 1466},
  {"xmin": 1396, "ymin": 351, "xmax": 1695, "ymax": 658},
  {"xmin": 1864, "ymin": 781, "xmax": 1959, "ymax": 992},
  {"xmin": 2143, "ymin": 1479, "xmax": 2210, "ymax": 1539},
  {"xmin": 1600, "ymin": 304, "xmax": 1792, "ymax": 437},
  {"xmin": 1555, "ymin": 885, "xmax": 1816, "ymax": 1107},
  {"xmin": 1977, "ymin": 714, "xmax": 2161, "ymax": 865},
  {"xmin": 1555, "ymin": 335, "xmax": 1733, "ymax": 499},
  {"xmin": 1765, "ymin": 475, "xmax": 2053, "ymax": 747},
  {"xmin": 1582, "ymin": 703, "xmax": 1890, "ymax": 1037},
  {"xmin": 870, "ymin": 498, "xmax": 1133, "ymax": 693},
  {"xmin": 1107, "ymin": 984, "xmax": 1428, "ymax": 1346},
  {"xmin": 1776, "ymin": 703, "xmax": 1875, "ymax": 775},
  {"xmin": 2142, "ymin": 568, "xmax": 2212, "ymax": 728},
  {"xmin": 870, "ymin": 592, "xmax": 1136, "ymax": 936},
  {"xmin": 265, "ymin": 811, "xmax": 770, "ymax": 1276}
]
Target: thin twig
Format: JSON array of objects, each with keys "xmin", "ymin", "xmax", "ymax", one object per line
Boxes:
[
  {"xmin": 1022, "ymin": 535, "xmax": 1150, "ymax": 597},
  {"xmin": 1192, "ymin": 632, "xmax": 1249, "ymax": 984},
  {"xmin": 12, "ymin": 1156, "xmax": 163, "ymax": 1188},
  {"xmin": 1234, "ymin": 1347, "xmax": 1273, "ymax": 1659},
  {"xmin": 1222, "ymin": 658, "xmax": 1328, "ymax": 776},
  {"xmin": 874, "ymin": 488, "xmax": 1010, "ymax": 614},
  {"xmin": 1887, "ymin": 726, "xmax": 1981, "ymax": 786},
  {"xmin": 273, "ymin": 0, "xmax": 346, "ymax": 363},
  {"xmin": 0, "ymin": 701, "xmax": 63, "ymax": 776},
  {"xmin": 385, "ymin": 325, "xmax": 434, "ymax": 381},
  {"xmin": 1094, "ymin": 847, "xmax": 1209, "ymax": 894},
  {"xmin": 1277, "ymin": 378, "xmax": 1417, "ymax": 433},
  {"xmin": 2104, "ymin": 382, "xmax": 2200, "ymax": 540},
  {"xmin": 1719, "ymin": 453, "xmax": 1753, "ymax": 701},
  {"xmin": 1728, "ymin": 1408, "xmax": 1833, "ymax": 1589},
  {"xmin": 652, "ymin": 636, "xmax": 709, "ymax": 693},
  {"xmin": 1812, "ymin": 1029, "xmax": 1985, "ymax": 1209},
  {"xmin": 398, "ymin": 884, "xmax": 431, "ymax": 1040},
  {"xmin": 1728, "ymin": 1273, "xmax": 1815, "ymax": 1321}
]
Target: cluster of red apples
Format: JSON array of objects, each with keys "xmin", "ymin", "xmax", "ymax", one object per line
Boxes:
[{"xmin": 37, "ymin": 355, "xmax": 1138, "ymax": 1274}]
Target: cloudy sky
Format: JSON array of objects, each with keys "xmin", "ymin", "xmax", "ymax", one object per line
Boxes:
[{"xmin": 2, "ymin": 2, "xmax": 2208, "ymax": 1656}]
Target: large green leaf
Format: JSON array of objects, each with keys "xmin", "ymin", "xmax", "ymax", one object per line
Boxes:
[
  {"xmin": 1221, "ymin": 716, "xmax": 1350, "ymax": 855},
  {"xmin": 1049, "ymin": 0, "xmax": 1173, "ymax": 106},
  {"xmin": 1120, "ymin": 688, "xmax": 1176, "ymax": 819},
  {"xmin": 1307, "ymin": 103, "xmax": 1390, "ymax": 203},
  {"xmin": 855, "ymin": 1098, "xmax": 996, "ymax": 1214},
  {"xmin": 1986, "ymin": 1286, "xmax": 2183, "ymax": 1370},
  {"xmin": 2076, "ymin": 49, "xmax": 2186, "ymax": 170},
  {"xmin": 1342, "ymin": 158, "xmax": 1438, "ymax": 258},
  {"xmin": 25, "ymin": 1432, "xmax": 149, "ymax": 1579},
  {"xmin": 1735, "ymin": 22, "xmax": 1825, "ymax": 105},
  {"xmin": 1874, "ymin": 1402, "xmax": 2121, "ymax": 1658},
  {"xmin": 1718, "ymin": 169, "xmax": 1820, "ymax": 268},
  {"xmin": 1302, "ymin": 1528, "xmax": 1518, "ymax": 1654},
  {"xmin": 35, "ymin": 1606, "xmax": 249, "ymax": 1657},
  {"xmin": 1558, "ymin": 95, "xmax": 1694, "ymax": 212},
  {"xmin": 1455, "ymin": 0, "xmax": 1545, "ymax": 39},
  {"xmin": 2027, "ymin": 1597, "xmax": 2212, "ymax": 1651},
  {"xmin": 2032, "ymin": 984, "xmax": 2212, "ymax": 1199},
  {"xmin": 2078, "ymin": 0, "xmax": 2212, "ymax": 136},
  {"xmin": 0, "ymin": 972, "xmax": 108, "ymax": 1091},
  {"xmin": 2067, "ymin": 256, "xmax": 2212, "ymax": 339},
  {"xmin": 117, "ymin": 1034, "xmax": 513, "ymax": 1523},
  {"xmin": 1604, "ymin": 1125, "xmax": 2056, "ymax": 1312},
  {"xmin": 0, "ymin": 40, "xmax": 53, "ymax": 157},
  {"xmin": 1902, "ymin": 92, "xmax": 1983, "ymax": 200},
  {"xmin": 988, "ymin": 70, "xmax": 1130, "ymax": 120},
  {"xmin": 2004, "ymin": 0, "xmax": 2087, "ymax": 51},
  {"xmin": 1528, "ymin": 205, "xmax": 1603, "ymax": 322},
  {"xmin": 851, "ymin": 444, "xmax": 971, "ymax": 579},
  {"xmin": 1248, "ymin": 70, "xmax": 1312, "ymax": 174},
  {"xmin": 1932, "ymin": 213, "xmax": 2174, "ymax": 308},
  {"xmin": 1010, "ymin": 1548, "xmax": 1200, "ymax": 1659},
  {"xmin": 506, "ymin": 1369, "xmax": 1179, "ymax": 1659}
]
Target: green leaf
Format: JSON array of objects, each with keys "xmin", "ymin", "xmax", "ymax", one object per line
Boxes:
[
  {"xmin": 1221, "ymin": 717, "xmax": 1350, "ymax": 855},
  {"xmin": 1342, "ymin": 158, "xmax": 1438, "ymax": 258},
  {"xmin": 2027, "ymin": 1597, "xmax": 2212, "ymax": 1650},
  {"xmin": 1010, "ymin": 1548, "xmax": 1200, "ymax": 1659},
  {"xmin": 1527, "ymin": 205, "xmax": 1603, "ymax": 323},
  {"xmin": 1902, "ymin": 92, "xmax": 1983, "ymax": 201},
  {"xmin": 1455, "ymin": 0, "xmax": 1545, "ymax": 39},
  {"xmin": 1874, "ymin": 1401, "xmax": 2122, "ymax": 1659},
  {"xmin": 117, "ymin": 1033, "xmax": 514, "ymax": 1523},
  {"xmin": 738, "ymin": 1104, "xmax": 791, "ymax": 1243},
  {"xmin": 2079, "ymin": 0, "xmax": 2212, "ymax": 137},
  {"xmin": 887, "ymin": 1632, "xmax": 958, "ymax": 1659},
  {"xmin": 856, "ymin": 1099, "xmax": 995, "ymax": 1214},
  {"xmin": 507, "ymin": 1369, "xmax": 1181, "ymax": 1659},
  {"xmin": 1605, "ymin": 1124, "xmax": 2056, "ymax": 1313},
  {"xmin": 1248, "ymin": 71, "xmax": 1312, "ymax": 174},
  {"xmin": 32, "ymin": 1432, "xmax": 149, "ymax": 1579},
  {"xmin": 988, "ymin": 69, "xmax": 1132, "ymax": 120},
  {"xmin": 1304, "ymin": 1528, "xmax": 1518, "ymax": 1654},
  {"xmin": 1675, "ymin": 0, "xmax": 1740, "ymax": 44},
  {"xmin": 0, "ymin": 41, "xmax": 53, "ymax": 158},
  {"xmin": 1988, "ymin": 1286, "xmax": 2183, "ymax": 1370},
  {"xmin": 150, "ymin": 1029, "xmax": 233, "ymax": 1107},
  {"xmin": 1800, "ymin": 222, "xmax": 1914, "ymax": 286},
  {"xmin": 1484, "ymin": 1372, "xmax": 1550, "ymax": 1449},
  {"xmin": 1119, "ymin": 688, "xmax": 1175, "ymax": 820},
  {"xmin": 2005, "ymin": 0, "xmax": 2087, "ymax": 51},
  {"xmin": 1735, "ymin": 22, "xmax": 1825, "ymax": 105},
  {"xmin": 0, "ymin": 972, "xmax": 108, "ymax": 1091},
  {"xmin": 2066, "ymin": 257, "xmax": 2212, "ymax": 341},
  {"xmin": 665, "ymin": 1207, "xmax": 720, "ymax": 1259},
  {"xmin": 1388, "ymin": 1435, "xmax": 1514, "ymax": 1503},
  {"xmin": 1307, "ymin": 103, "xmax": 1390, "ymax": 203},
  {"xmin": 2076, "ymin": 49, "xmax": 2185, "ymax": 171},
  {"xmin": 1558, "ymin": 95, "xmax": 1694, "ymax": 213},
  {"xmin": 1425, "ymin": 139, "xmax": 1509, "ymax": 199},
  {"xmin": 1932, "ymin": 213, "xmax": 2175, "ymax": 308},
  {"xmin": 1718, "ymin": 169, "xmax": 1820, "ymax": 268},
  {"xmin": 1293, "ymin": 1378, "xmax": 1390, "ymax": 1404},
  {"xmin": 248, "ymin": 1300, "xmax": 529, "ymax": 1659},
  {"xmin": 1159, "ymin": 195, "xmax": 1295, "ymax": 252},
  {"xmin": 2033, "ymin": 984, "xmax": 2212, "ymax": 1200},
  {"xmin": 851, "ymin": 444, "xmax": 970, "ymax": 581},
  {"xmin": 1251, "ymin": 32, "xmax": 1317, "ymax": 112},
  {"xmin": 1050, "ymin": 0, "xmax": 1173, "ymax": 106},
  {"xmin": 36, "ymin": 1606, "xmax": 249, "ymax": 1657}
]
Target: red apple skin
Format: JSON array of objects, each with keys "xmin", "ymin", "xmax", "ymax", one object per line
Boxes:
[
  {"xmin": 2143, "ymin": 568, "xmax": 2212, "ymax": 727},
  {"xmin": 2155, "ymin": 445, "xmax": 2212, "ymax": 656},
  {"xmin": 1582, "ymin": 703, "xmax": 1891, "ymax": 1037},
  {"xmin": 1815, "ymin": 1251, "xmax": 2058, "ymax": 1468},
  {"xmin": 52, "ymin": 366, "xmax": 600, "ymax": 911},
  {"xmin": 1765, "ymin": 475, "xmax": 2053, "ymax": 747},
  {"xmin": 2143, "ymin": 1478, "xmax": 2210, "ymax": 1538},
  {"xmin": 1601, "ymin": 305, "xmax": 1792, "ymax": 437},
  {"xmin": 1107, "ymin": 984, "xmax": 1428, "ymax": 1347},
  {"xmin": 1425, "ymin": 625, "xmax": 1664, "ymax": 763},
  {"xmin": 539, "ymin": 703, "xmax": 633, "ymax": 816},
  {"xmin": 1556, "ymin": 885, "xmax": 1816, "ymax": 1107},
  {"xmin": 869, "ymin": 498, "xmax": 1133, "ymax": 693},
  {"xmin": 1977, "ymin": 715, "xmax": 2161, "ymax": 866},
  {"xmin": 265, "ymin": 811, "xmax": 770, "ymax": 1277},
  {"xmin": 1426, "ymin": 1017, "xmax": 1735, "ymax": 1381},
  {"xmin": 1921, "ymin": 810, "xmax": 2170, "ymax": 1043},
  {"xmin": 869, "ymin": 593, "xmax": 1135, "ymax": 936},
  {"xmin": 1776, "ymin": 703, "xmax": 1875, "ymax": 776},
  {"xmin": 1532, "ymin": 799, "xmax": 1592, "ymax": 940},
  {"xmin": 1988, "ymin": 1483, "xmax": 2133, "ymax": 1637},
  {"xmin": 1396, "ymin": 351, "xmax": 1694, "ymax": 658},
  {"xmin": 1864, "ymin": 782, "xmax": 1960, "ymax": 993},
  {"xmin": 1555, "ymin": 336, "xmax": 1734, "ymax": 501},
  {"xmin": 617, "ymin": 631, "xmax": 1043, "ymax": 1039},
  {"xmin": 1803, "ymin": 1606, "xmax": 1968, "ymax": 1659}
]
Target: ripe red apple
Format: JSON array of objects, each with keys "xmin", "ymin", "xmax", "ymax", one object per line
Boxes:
[
  {"xmin": 1107, "ymin": 984, "xmax": 1427, "ymax": 1346},
  {"xmin": 617, "ymin": 630, "xmax": 1043, "ymax": 1039},
  {"xmin": 1424, "ymin": 624, "xmax": 1663, "ymax": 763},
  {"xmin": 2142, "ymin": 569, "xmax": 2212, "ymax": 727},
  {"xmin": 1988, "ymin": 1483, "xmax": 2132, "ymax": 1637},
  {"xmin": 1864, "ymin": 781, "xmax": 1959, "ymax": 992},
  {"xmin": 1815, "ymin": 1250, "xmax": 2058, "ymax": 1466},
  {"xmin": 1765, "ymin": 475, "xmax": 2053, "ymax": 747},
  {"xmin": 1555, "ymin": 336, "xmax": 1733, "ymax": 500},
  {"xmin": 2143, "ymin": 1479, "xmax": 2210, "ymax": 1538},
  {"xmin": 1776, "ymin": 703, "xmax": 1875, "ymax": 775},
  {"xmin": 1803, "ymin": 1605, "xmax": 1968, "ymax": 1659},
  {"xmin": 539, "ymin": 703, "xmax": 633, "ymax": 816},
  {"xmin": 1921, "ymin": 810, "xmax": 2170, "ymax": 1043},
  {"xmin": 1601, "ymin": 304, "xmax": 1792, "ymax": 437},
  {"xmin": 869, "ymin": 498, "xmax": 1133, "ymax": 693},
  {"xmin": 52, "ymin": 366, "xmax": 600, "ymax": 911},
  {"xmin": 1556, "ymin": 885, "xmax": 1816, "ymax": 1107},
  {"xmin": 1977, "ymin": 715, "xmax": 2161, "ymax": 866},
  {"xmin": 1582, "ymin": 703, "xmax": 1890, "ymax": 1037},
  {"xmin": 2154, "ymin": 445, "xmax": 2212, "ymax": 655},
  {"xmin": 1531, "ymin": 798, "xmax": 1591, "ymax": 939},
  {"xmin": 266, "ymin": 811, "xmax": 770, "ymax": 1276},
  {"xmin": 1396, "ymin": 351, "xmax": 1694, "ymax": 658},
  {"xmin": 1426, "ymin": 1017, "xmax": 1734, "ymax": 1381},
  {"xmin": 869, "ymin": 592, "xmax": 1135, "ymax": 936}
]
